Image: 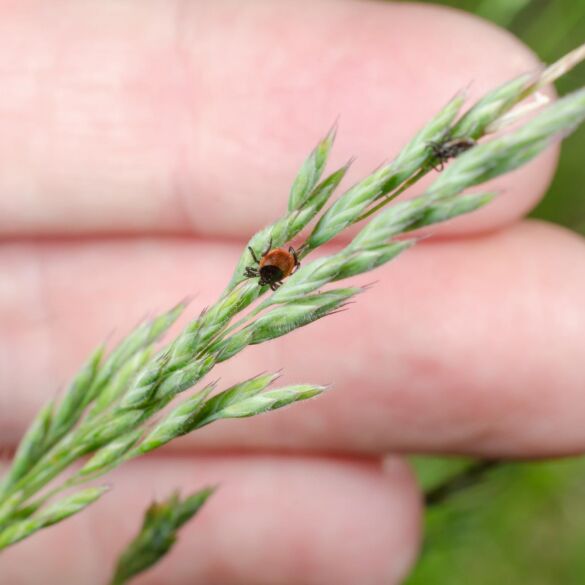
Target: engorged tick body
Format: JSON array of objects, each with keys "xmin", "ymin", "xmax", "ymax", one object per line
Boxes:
[{"xmin": 245, "ymin": 239, "xmax": 300, "ymax": 291}]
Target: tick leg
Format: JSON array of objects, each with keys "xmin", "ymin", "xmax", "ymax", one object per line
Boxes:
[
  {"xmin": 244, "ymin": 267, "xmax": 259, "ymax": 278},
  {"xmin": 289, "ymin": 246, "xmax": 301, "ymax": 273},
  {"xmin": 248, "ymin": 247, "xmax": 261, "ymax": 264},
  {"xmin": 262, "ymin": 237, "xmax": 273, "ymax": 257},
  {"xmin": 426, "ymin": 143, "xmax": 441, "ymax": 171}
]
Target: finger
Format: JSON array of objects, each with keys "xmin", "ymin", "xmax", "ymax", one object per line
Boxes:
[
  {"xmin": 2, "ymin": 220, "xmax": 585, "ymax": 457},
  {"xmin": 0, "ymin": 455, "xmax": 420, "ymax": 585},
  {"xmin": 0, "ymin": 0, "xmax": 556, "ymax": 237}
]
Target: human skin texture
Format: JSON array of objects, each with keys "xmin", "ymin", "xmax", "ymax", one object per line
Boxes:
[{"xmin": 1, "ymin": 1, "xmax": 584, "ymax": 584}]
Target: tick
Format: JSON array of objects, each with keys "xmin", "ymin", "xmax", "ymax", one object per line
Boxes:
[
  {"xmin": 428, "ymin": 137, "xmax": 476, "ymax": 171},
  {"xmin": 244, "ymin": 239, "xmax": 300, "ymax": 291}
]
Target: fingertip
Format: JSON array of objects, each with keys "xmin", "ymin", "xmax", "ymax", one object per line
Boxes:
[
  {"xmin": 0, "ymin": 456, "xmax": 423, "ymax": 585},
  {"xmin": 395, "ymin": 2, "xmax": 559, "ymax": 236},
  {"xmin": 0, "ymin": 0, "xmax": 562, "ymax": 236},
  {"xmin": 189, "ymin": 0, "xmax": 560, "ymax": 238},
  {"xmin": 382, "ymin": 456, "xmax": 423, "ymax": 583}
]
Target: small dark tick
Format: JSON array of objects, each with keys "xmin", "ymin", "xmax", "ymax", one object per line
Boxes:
[{"xmin": 428, "ymin": 137, "xmax": 476, "ymax": 171}]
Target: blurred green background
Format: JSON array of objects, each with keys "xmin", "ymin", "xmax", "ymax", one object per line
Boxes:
[{"xmin": 395, "ymin": 1, "xmax": 585, "ymax": 584}]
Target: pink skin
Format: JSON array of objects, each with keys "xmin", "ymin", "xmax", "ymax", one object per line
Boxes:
[{"xmin": 0, "ymin": 0, "xmax": 579, "ymax": 583}]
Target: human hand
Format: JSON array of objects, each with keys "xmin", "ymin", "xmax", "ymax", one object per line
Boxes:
[{"xmin": 1, "ymin": 1, "xmax": 583, "ymax": 583}]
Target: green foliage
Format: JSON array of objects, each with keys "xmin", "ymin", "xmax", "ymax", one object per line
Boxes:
[
  {"xmin": 408, "ymin": 459, "xmax": 585, "ymax": 585},
  {"xmin": 0, "ymin": 487, "xmax": 108, "ymax": 549},
  {"xmin": 289, "ymin": 125, "xmax": 337, "ymax": 211},
  {"xmin": 110, "ymin": 488, "xmax": 214, "ymax": 585}
]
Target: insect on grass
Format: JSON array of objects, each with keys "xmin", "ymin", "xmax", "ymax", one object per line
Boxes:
[
  {"xmin": 428, "ymin": 136, "xmax": 476, "ymax": 171},
  {"xmin": 244, "ymin": 238, "xmax": 301, "ymax": 291}
]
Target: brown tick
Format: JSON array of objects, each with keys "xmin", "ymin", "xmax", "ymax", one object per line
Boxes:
[{"xmin": 244, "ymin": 239, "xmax": 300, "ymax": 291}]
